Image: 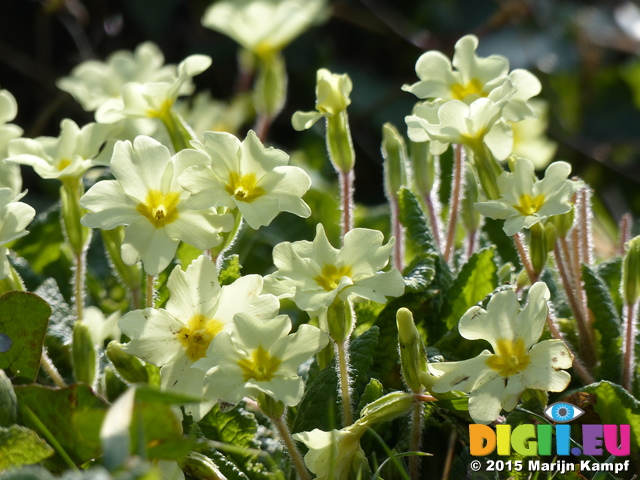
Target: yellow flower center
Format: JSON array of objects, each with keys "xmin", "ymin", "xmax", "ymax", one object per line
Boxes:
[
  {"xmin": 486, "ymin": 338, "xmax": 530, "ymax": 377},
  {"xmin": 136, "ymin": 189, "xmax": 181, "ymax": 228},
  {"xmin": 238, "ymin": 345, "xmax": 281, "ymax": 382},
  {"xmin": 57, "ymin": 158, "xmax": 73, "ymax": 171},
  {"xmin": 514, "ymin": 193, "xmax": 546, "ymax": 216},
  {"xmin": 225, "ymin": 172, "xmax": 265, "ymax": 203},
  {"xmin": 176, "ymin": 314, "xmax": 225, "ymax": 362},
  {"xmin": 147, "ymin": 99, "xmax": 174, "ymax": 119},
  {"xmin": 314, "ymin": 264, "xmax": 353, "ymax": 291},
  {"xmin": 450, "ymin": 78, "xmax": 487, "ymax": 101}
]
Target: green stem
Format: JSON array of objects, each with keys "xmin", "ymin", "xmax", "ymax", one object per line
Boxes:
[
  {"xmin": 161, "ymin": 108, "xmax": 196, "ymax": 153},
  {"xmin": 145, "ymin": 274, "xmax": 155, "ymax": 308},
  {"xmin": 409, "ymin": 400, "xmax": 424, "ymax": 480},
  {"xmin": 622, "ymin": 301, "xmax": 639, "ymax": 391},
  {"xmin": 513, "ymin": 233, "xmax": 538, "ymax": 284},
  {"xmin": 271, "ymin": 413, "xmax": 311, "ymax": 480},
  {"xmin": 335, "ymin": 340, "xmax": 353, "ymax": 426},
  {"xmin": 22, "ymin": 406, "xmax": 78, "ymax": 472},
  {"xmin": 339, "ymin": 168, "xmax": 355, "ymax": 240},
  {"xmin": 40, "ymin": 349, "xmax": 66, "ymax": 388},
  {"xmin": 211, "ymin": 208, "xmax": 243, "ymax": 264},
  {"xmin": 443, "ymin": 144, "xmax": 464, "ymax": 264},
  {"xmin": 73, "ymin": 251, "xmax": 85, "ymax": 322}
]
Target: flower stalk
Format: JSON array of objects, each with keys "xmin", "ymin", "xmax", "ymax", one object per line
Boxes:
[{"xmin": 444, "ymin": 144, "xmax": 465, "ymax": 264}]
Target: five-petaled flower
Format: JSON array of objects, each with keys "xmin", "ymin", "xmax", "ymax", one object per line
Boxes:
[
  {"xmin": 194, "ymin": 312, "xmax": 329, "ymax": 406},
  {"xmin": 426, "ymin": 282, "xmax": 573, "ymax": 424},
  {"xmin": 80, "ymin": 135, "xmax": 233, "ymax": 275},
  {"xmin": 177, "ymin": 130, "xmax": 312, "ymax": 229},
  {"xmin": 0, "ymin": 188, "xmax": 36, "ymax": 279},
  {"xmin": 403, "ymin": 34, "xmax": 541, "ymax": 122},
  {"xmin": 474, "ymin": 157, "xmax": 581, "ymax": 236},
  {"xmin": 266, "ymin": 224, "xmax": 405, "ymax": 317},
  {"xmin": 118, "ymin": 255, "xmax": 279, "ymax": 419}
]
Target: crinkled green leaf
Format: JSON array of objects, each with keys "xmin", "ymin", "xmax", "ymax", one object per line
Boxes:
[
  {"xmin": 356, "ymin": 378, "xmax": 384, "ymax": 417},
  {"xmin": 442, "ymin": 247, "xmax": 498, "ymax": 329},
  {"xmin": 14, "ymin": 384, "xmax": 106, "ymax": 465},
  {"xmin": 218, "ymin": 254, "xmax": 242, "ymax": 286},
  {"xmin": 582, "ymin": 264, "xmax": 623, "ymax": 383},
  {"xmin": 481, "ymin": 217, "xmax": 519, "ymax": 267},
  {"xmin": 402, "ymin": 256, "xmax": 437, "ymax": 293},
  {"xmin": 398, "ymin": 188, "xmax": 438, "ymax": 258},
  {"xmin": 198, "ymin": 403, "xmax": 259, "ymax": 450},
  {"xmin": 0, "ymin": 425, "xmax": 54, "ymax": 470},
  {"xmin": 582, "ymin": 380, "xmax": 640, "ymax": 450},
  {"xmin": 0, "ymin": 292, "xmax": 51, "ymax": 381},
  {"xmin": 292, "ymin": 327, "xmax": 380, "ymax": 433}
]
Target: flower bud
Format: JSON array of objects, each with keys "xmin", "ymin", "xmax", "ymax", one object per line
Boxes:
[
  {"xmin": 548, "ymin": 208, "xmax": 574, "ymax": 239},
  {"xmin": 357, "ymin": 391, "xmax": 414, "ymax": 427},
  {"xmin": 106, "ymin": 341, "xmax": 150, "ymax": 384},
  {"xmin": 315, "ymin": 69, "xmax": 352, "ymax": 116},
  {"xmin": 396, "ymin": 307, "xmax": 427, "ymax": 393},
  {"xmin": 326, "ymin": 298, "xmax": 354, "ymax": 344},
  {"xmin": 326, "ymin": 112, "xmax": 355, "ymax": 174},
  {"xmin": 529, "ymin": 222, "xmax": 548, "ymax": 276},
  {"xmin": 72, "ymin": 320, "xmax": 97, "ymax": 386},
  {"xmin": 60, "ymin": 179, "xmax": 90, "ymax": 257},
  {"xmin": 253, "ymin": 52, "xmax": 287, "ymax": 118},
  {"xmin": 623, "ymin": 236, "xmax": 640, "ymax": 305},
  {"xmin": 410, "ymin": 141, "xmax": 437, "ymax": 198},
  {"xmin": 382, "ymin": 123, "xmax": 408, "ymax": 200}
]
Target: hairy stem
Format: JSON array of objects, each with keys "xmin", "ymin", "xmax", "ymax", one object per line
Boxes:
[
  {"xmin": 40, "ymin": 349, "xmax": 66, "ymax": 388},
  {"xmin": 622, "ymin": 301, "xmax": 639, "ymax": 391},
  {"xmin": 145, "ymin": 274, "xmax": 155, "ymax": 309},
  {"xmin": 390, "ymin": 194, "xmax": 404, "ymax": 271},
  {"xmin": 271, "ymin": 413, "xmax": 311, "ymax": 480},
  {"xmin": 335, "ymin": 340, "xmax": 353, "ymax": 426},
  {"xmin": 513, "ymin": 233, "xmax": 538, "ymax": 284},
  {"xmin": 444, "ymin": 144, "xmax": 464, "ymax": 264},
  {"xmin": 409, "ymin": 400, "xmax": 424, "ymax": 480},
  {"xmin": 340, "ymin": 169, "xmax": 355, "ymax": 240}
]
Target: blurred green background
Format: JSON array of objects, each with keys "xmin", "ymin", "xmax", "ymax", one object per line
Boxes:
[{"xmin": 2, "ymin": 0, "xmax": 640, "ymax": 225}]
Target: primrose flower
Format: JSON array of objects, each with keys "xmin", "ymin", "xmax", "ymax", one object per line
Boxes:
[
  {"xmin": 0, "ymin": 88, "xmax": 23, "ymax": 194},
  {"xmin": 403, "ymin": 34, "xmax": 541, "ymax": 122},
  {"xmin": 406, "ymin": 95, "xmax": 514, "ymax": 159},
  {"xmin": 510, "ymin": 99, "xmax": 557, "ymax": 169},
  {"xmin": 292, "ymin": 68, "xmax": 353, "ymax": 130},
  {"xmin": 119, "ymin": 256, "xmax": 279, "ymax": 417},
  {"xmin": 80, "ymin": 136, "xmax": 233, "ymax": 275},
  {"xmin": 95, "ymin": 54, "xmax": 212, "ymax": 124},
  {"xmin": 57, "ymin": 42, "xmax": 178, "ymax": 112},
  {"xmin": 293, "ymin": 423, "xmax": 369, "ymax": 480},
  {"xmin": 84, "ymin": 306, "xmax": 121, "ymax": 347},
  {"xmin": 266, "ymin": 224, "xmax": 405, "ymax": 317},
  {"xmin": 0, "ymin": 188, "xmax": 36, "ymax": 279},
  {"xmin": 202, "ymin": 0, "xmax": 328, "ymax": 59},
  {"xmin": 428, "ymin": 282, "xmax": 573, "ymax": 424},
  {"xmin": 474, "ymin": 158, "xmax": 580, "ymax": 236},
  {"xmin": 7, "ymin": 119, "xmax": 114, "ymax": 181},
  {"xmin": 195, "ymin": 313, "xmax": 329, "ymax": 406},
  {"xmin": 177, "ymin": 130, "xmax": 312, "ymax": 229}
]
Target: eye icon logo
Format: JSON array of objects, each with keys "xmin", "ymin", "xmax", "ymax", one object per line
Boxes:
[{"xmin": 544, "ymin": 402, "xmax": 585, "ymax": 423}]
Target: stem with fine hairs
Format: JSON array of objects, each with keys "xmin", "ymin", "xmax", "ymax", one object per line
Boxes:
[{"xmin": 443, "ymin": 144, "xmax": 464, "ymax": 264}]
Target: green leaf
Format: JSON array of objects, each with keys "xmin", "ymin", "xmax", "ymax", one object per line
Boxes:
[
  {"xmin": 198, "ymin": 403, "xmax": 259, "ymax": 451},
  {"xmin": 441, "ymin": 247, "xmax": 498, "ymax": 329},
  {"xmin": 0, "ymin": 465, "xmax": 56, "ymax": 480},
  {"xmin": 356, "ymin": 378, "xmax": 384, "ymax": 417},
  {"xmin": 0, "ymin": 292, "xmax": 51, "ymax": 381},
  {"xmin": 582, "ymin": 380, "xmax": 640, "ymax": 450},
  {"xmin": 397, "ymin": 188, "xmax": 438, "ymax": 258},
  {"xmin": 14, "ymin": 384, "xmax": 107, "ymax": 465},
  {"xmin": 0, "ymin": 369, "xmax": 17, "ymax": 426},
  {"xmin": 0, "ymin": 425, "xmax": 54, "ymax": 470},
  {"xmin": 480, "ymin": 218, "xmax": 519, "ymax": 267},
  {"xmin": 292, "ymin": 327, "xmax": 380, "ymax": 433},
  {"xmin": 582, "ymin": 264, "xmax": 623, "ymax": 383},
  {"xmin": 218, "ymin": 254, "xmax": 242, "ymax": 286}
]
